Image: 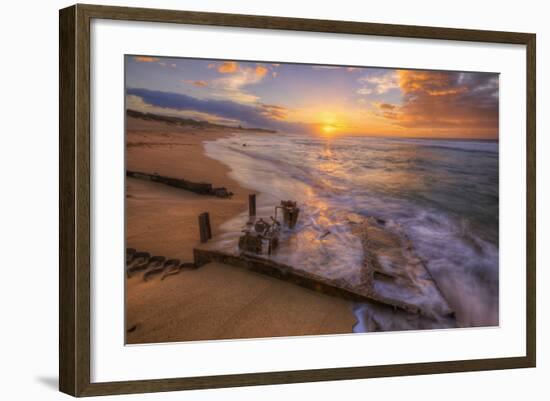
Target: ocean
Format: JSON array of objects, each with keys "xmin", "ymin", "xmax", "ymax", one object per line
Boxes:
[{"xmin": 204, "ymin": 133, "xmax": 499, "ymax": 331}]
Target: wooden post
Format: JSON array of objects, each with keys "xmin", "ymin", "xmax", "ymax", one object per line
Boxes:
[
  {"xmin": 204, "ymin": 212, "xmax": 212, "ymax": 239},
  {"xmin": 198, "ymin": 212, "xmax": 211, "ymax": 243},
  {"xmin": 248, "ymin": 194, "xmax": 256, "ymax": 217}
]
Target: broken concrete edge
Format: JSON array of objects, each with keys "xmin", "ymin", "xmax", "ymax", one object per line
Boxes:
[
  {"xmin": 356, "ymin": 216, "xmax": 455, "ymax": 318},
  {"xmin": 192, "ymin": 247, "xmax": 421, "ymax": 315},
  {"xmin": 126, "ymin": 170, "xmax": 233, "ymax": 198},
  {"xmin": 389, "ymin": 221, "xmax": 454, "ymax": 310}
]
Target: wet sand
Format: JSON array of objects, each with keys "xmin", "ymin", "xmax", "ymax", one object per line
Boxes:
[{"xmin": 125, "ymin": 116, "xmax": 356, "ymax": 343}]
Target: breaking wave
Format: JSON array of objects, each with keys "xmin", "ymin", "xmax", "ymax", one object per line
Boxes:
[{"xmin": 204, "ymin": 133, "xmax": 499, "ymax": 329}]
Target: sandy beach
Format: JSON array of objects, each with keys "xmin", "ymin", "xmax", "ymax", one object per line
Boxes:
[
  {"xmin": 125, "ymin": 115, "xmax": 357, "ymax": 344},
  {"xmin": 125, "ymin": 116, "xmax": 253, "ymax": 262}
]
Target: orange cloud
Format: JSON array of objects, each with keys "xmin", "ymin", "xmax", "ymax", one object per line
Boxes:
[
  {"xmin": 255, "ymin": 65, "xmax": 269, "ymax": 78},
  {"xmin": 380, "ymin": 70, "xmax": 499, "ymax": 138},
  {"xmin": 134, "ymin": 56, "xmax": 160, "ymax": 63},
  {"xmin": 217, "ymin": 61, "xmax": 239, "ymax": 74},
  {"xmin": 427, "ymin": 88, "xmax": 468, "ymax": 96},
  {"xmin": 369, "ymin": 102, "xmax": 400, "ymax": 121},
  {"xmin": 184, "ymin": 80, "xmax": 208, "ymax": 87},
  {"xmin": 398, "ymin": 70, "xmax": 468, "ymax": 96}
]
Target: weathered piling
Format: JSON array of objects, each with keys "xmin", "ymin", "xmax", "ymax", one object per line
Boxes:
[
  {"xmin": 204, "ymin": 212, "xmax": 212, "ymax": 239},
  {"xmin": 198, "ymin": 212, "xmax": 212, "ymax": 243},
  {"xmin": 248, "ymin": 194, "xmax": 256, "ymax": 217}
]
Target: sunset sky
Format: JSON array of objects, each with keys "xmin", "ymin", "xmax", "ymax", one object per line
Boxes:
[{"xmin": 126, "ymin": 56, "xmax": 499, "ymax": 139}]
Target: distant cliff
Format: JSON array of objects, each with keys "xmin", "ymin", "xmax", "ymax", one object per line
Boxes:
[{"xmin": 127, "ymin": 109, "xmax": 277, "ymax": 134}]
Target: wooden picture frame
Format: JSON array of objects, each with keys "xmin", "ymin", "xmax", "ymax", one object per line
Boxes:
[{"xmin": 59, "ymin": 3, "xmax": 536, "ymax": 397}]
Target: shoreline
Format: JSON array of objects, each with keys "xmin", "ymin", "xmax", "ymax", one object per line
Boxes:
[
  {"xmin": 125, "ymin": 116, "xmax": 357, "ymax": 344},
  {"xmin": 125, "ymin": 115, "xmax": 255, "ymax": 261}
]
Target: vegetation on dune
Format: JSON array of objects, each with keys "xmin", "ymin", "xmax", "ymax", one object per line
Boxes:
[{"xmin": 127, "ymin": 109, "xmax": 277, "ymax": 133}]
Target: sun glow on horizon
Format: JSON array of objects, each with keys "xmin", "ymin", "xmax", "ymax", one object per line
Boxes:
[
  {"xmin": 321, "ymin": 125, "xmax": 336, "ymax": 136},
  {"xmin": 127, "ymin": 56, "xmax": 500, "ymax": 140},
  {"xmin": 317, "ymin": 112, "xmax": 344, "ymax": 137}
]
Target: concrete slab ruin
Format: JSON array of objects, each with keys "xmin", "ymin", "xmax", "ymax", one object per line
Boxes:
[{"xmin": 193, "ymin": 202, "xmax": 456, "ymax": 327}]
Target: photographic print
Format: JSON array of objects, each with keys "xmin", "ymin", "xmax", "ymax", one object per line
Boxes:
[{"xmin": 124, "ymin": 56, "xmax": 499, "ymax": 344}]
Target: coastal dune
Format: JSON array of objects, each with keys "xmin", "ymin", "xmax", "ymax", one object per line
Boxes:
[{"xmin": 125, "ymin": 115, "xmax": 357, "ymax": 344}]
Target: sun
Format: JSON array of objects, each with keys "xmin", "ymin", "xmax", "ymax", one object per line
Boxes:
[
  {"xmin": 322, "ymin": 125, "xmax": 336, "ymax": 135},
  {"xmin": 317, "ymin": 112, "xmax": 345, "ymax": 136}
]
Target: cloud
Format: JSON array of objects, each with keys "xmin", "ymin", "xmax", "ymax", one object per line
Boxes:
[
  {"xmin": 126, "ymin": 88, "xmax": 307, "ymax": 133},
  {"xmin": 380, "ymin": 70, "xmax": 499, "ymax": 137},
  {"xmin": 202, "ymin": 62, "xmax": 275, "ymax": 103},
  {"xmin": 260, "ymin": 104, "xmax": 288, "ymax": 120},
  {"xmin": 183, "ymin": 80, "xmax": 208, "ymax": 87},
  {"xmin": 209, "ymin": 64, "xmax": 271, "ymax": 104},
  {"xmin": 399, "ymin": 70, "xmax": 470, "ymax": 96},
  {"xmin": 208, "ymin": 61, "xmax": 239, "ymax": 74},
  {"xmin": 357, "ymin": 71, "xmax": 399, "ymax": 95},
  {"xmin": 127, "ymin": 94, "xmax": 241, "ymax": 126},
  {"xmin": 311, "ymin": 65, "xmax": 359, "ymax": 72},
  {"xmin": 312, "ymin": 65, "xmax": 341, "ymax": 70},
  {"xmin": 255, "ymin": 65, "xmax": 269, "ymax": 78},
  {"xmin": 133, "ymin": 56, "xmax": 178, "ymax": 68},
  {"xmin": 133, "ymin": 56, "xmax": 160, "ymax": 63},
  {"xmin": 376, "ymin": 102, "xmax": 396, "ymax": 110},
  {"xmin": 372, "ymin": 102, "xmax": 399, "ymax": 120},
  {"xmin": 159, "ymin": 62, "xmax": 177, "ymax": 68}
]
